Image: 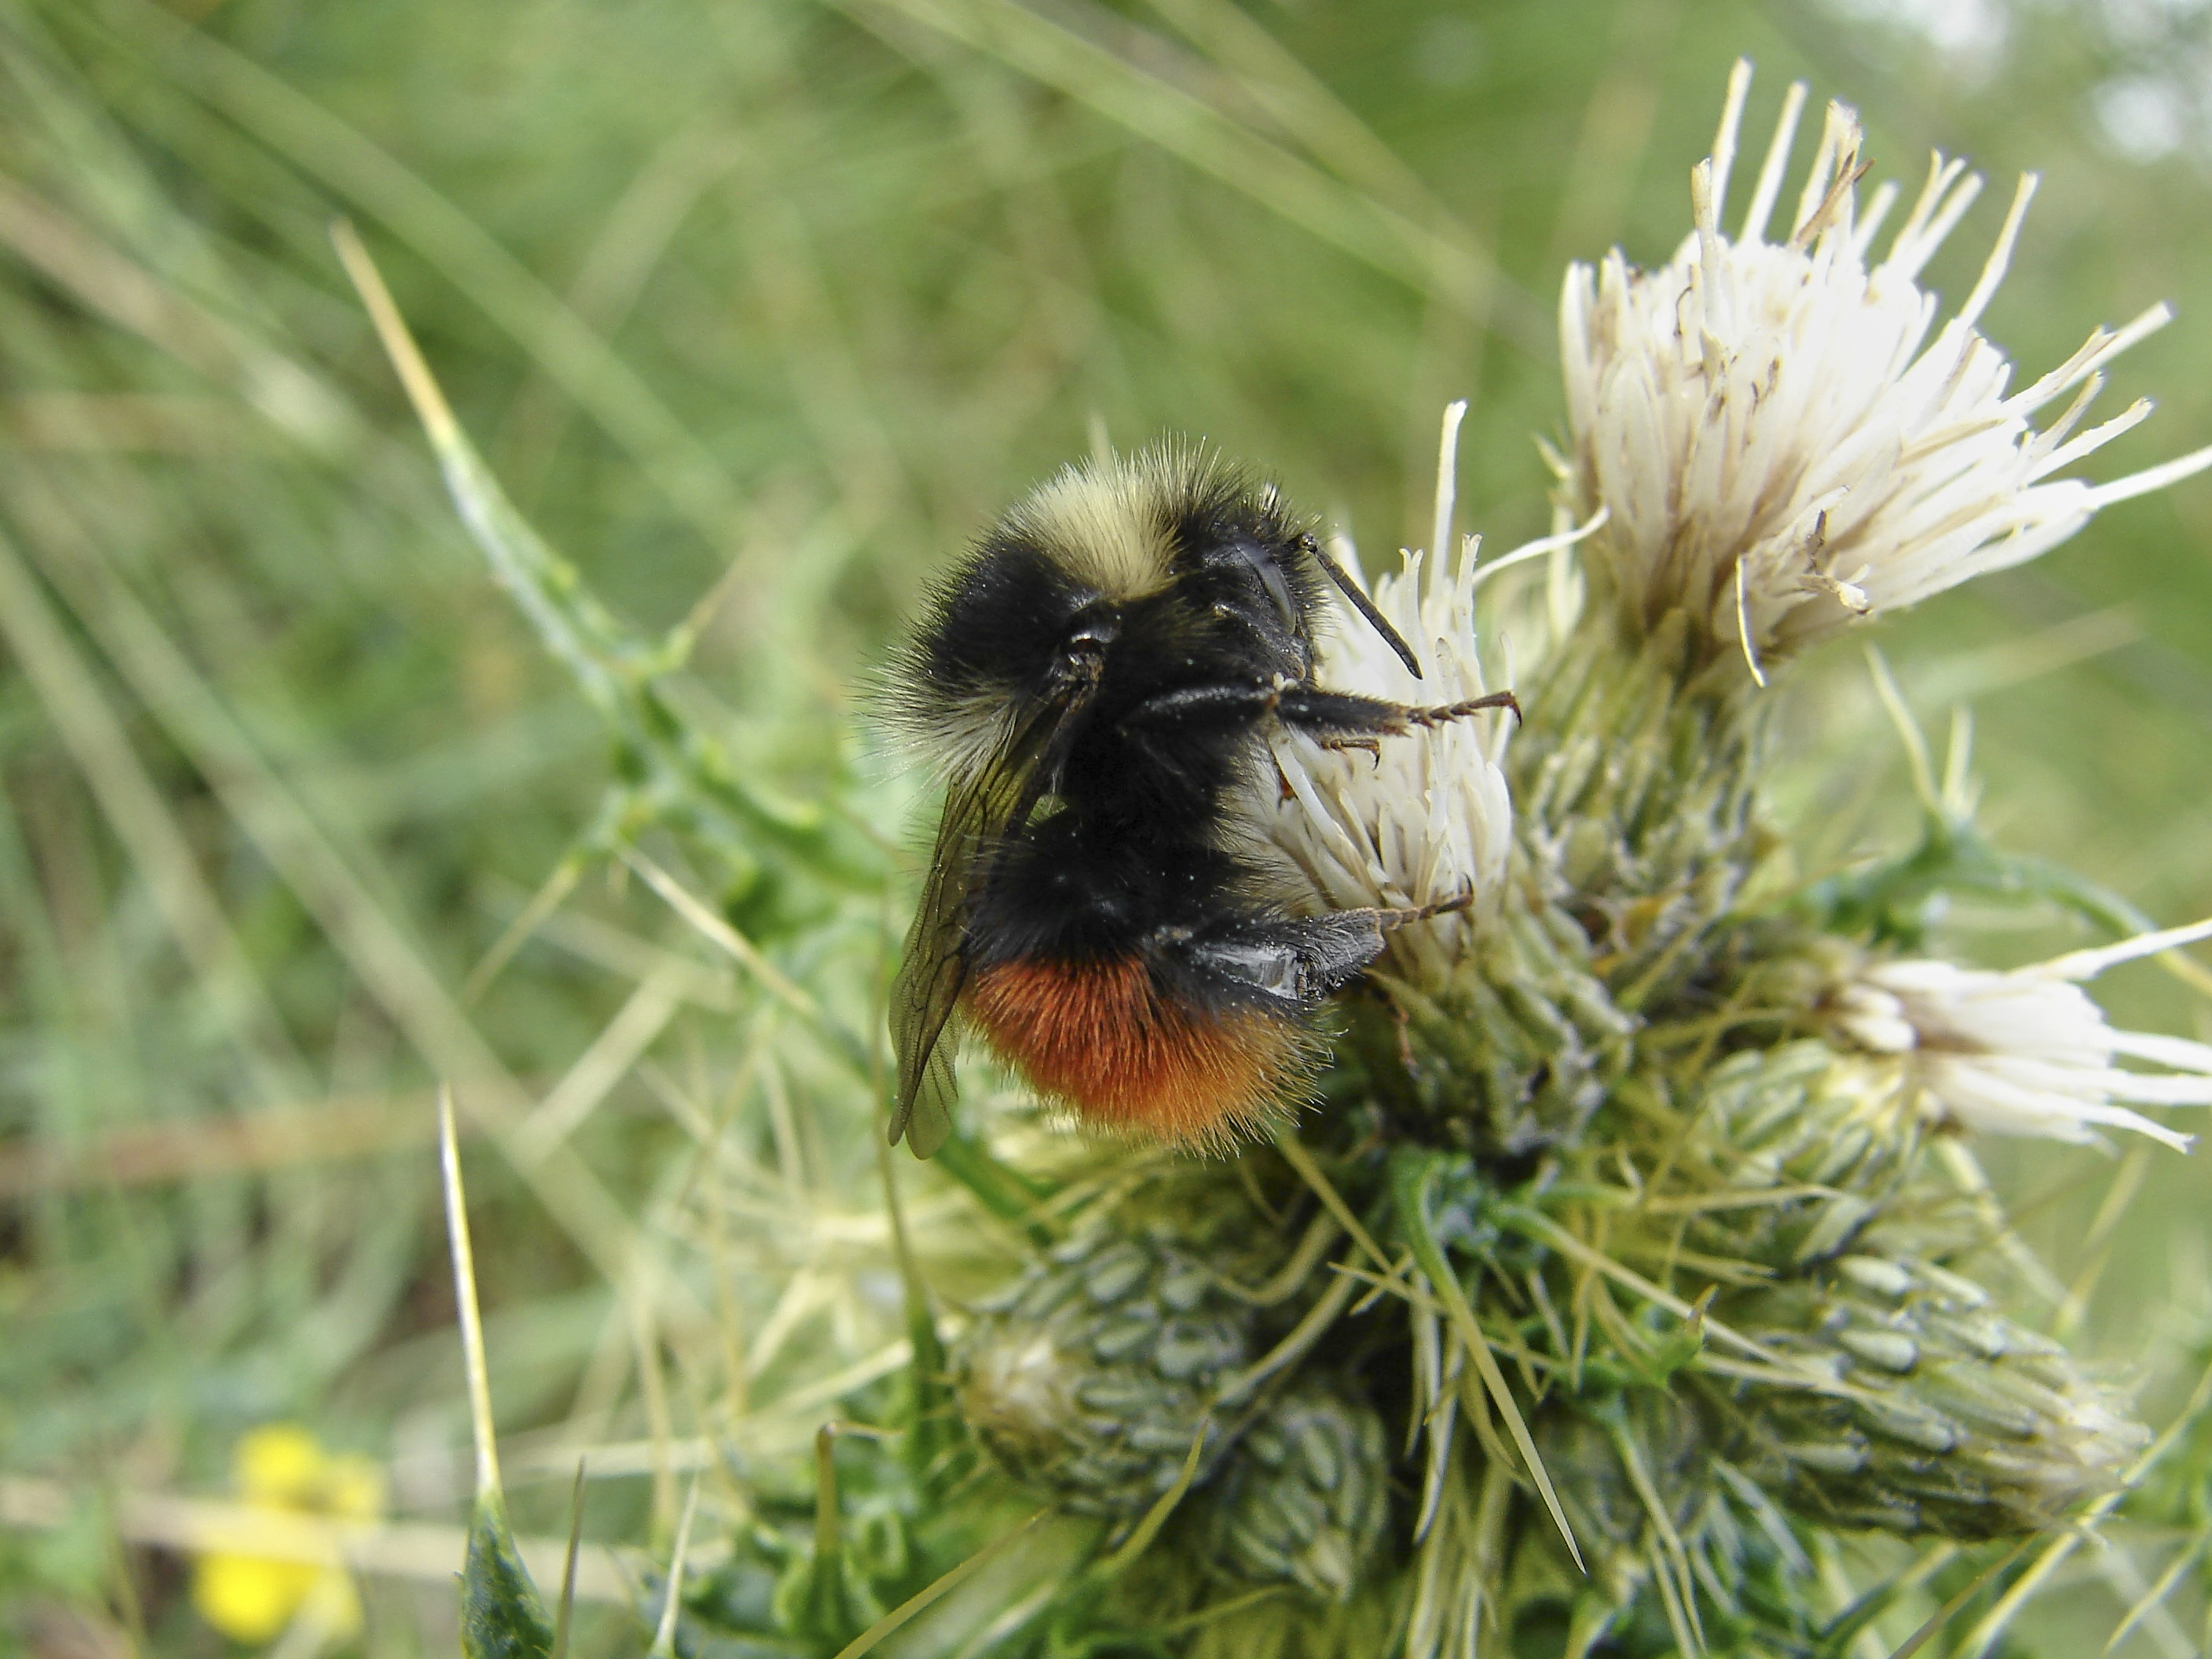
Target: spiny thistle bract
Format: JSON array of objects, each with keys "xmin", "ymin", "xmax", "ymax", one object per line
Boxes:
[{"xmin": 405, "ymin": 57, "xmax": 2212, "ymax": 1659}]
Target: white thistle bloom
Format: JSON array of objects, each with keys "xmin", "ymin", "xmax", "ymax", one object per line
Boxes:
[
  {"xmin": 1559, "ymin": 59, "xmax": 2212, "ymax": 673},
  {"xmin": 1262, "ymin": 404, "xmax": 1581, "ymax": 985},
  {"xmin": 1833, "ymin": 917, "xmax": 2212, "ymax": 1149}
]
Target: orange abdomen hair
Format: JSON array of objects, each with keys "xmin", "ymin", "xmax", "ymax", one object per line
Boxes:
[{"xmin": 965, "ymin": 956, "xmax": 1306, "ymax": 1146}]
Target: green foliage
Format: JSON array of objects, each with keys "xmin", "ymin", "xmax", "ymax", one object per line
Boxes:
[
  {"xmin": 462, "ymin": 1496, "xmax": 558, "ymax": 1659},
  {"xmin": 4, "ymin": 0, "xmax": 2212, "ymax": 1654}
]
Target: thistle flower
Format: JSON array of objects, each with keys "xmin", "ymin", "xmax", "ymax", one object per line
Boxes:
[
  {"xmin": 1558, "ymin": 60, "xmax": 2212, "ymax": 675},
  {"xmin": 1264, "ymin": 403, "xmax": 1555, "ymax": 984},
  {"xmin": 1831, "ymin": 917, "xmax": 2212, "ymax": 1148}
]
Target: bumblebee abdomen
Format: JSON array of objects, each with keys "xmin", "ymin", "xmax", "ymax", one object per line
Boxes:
[{"xmin": 966, "ymin": 954, "xmax": 1306, "ymax": 1147}]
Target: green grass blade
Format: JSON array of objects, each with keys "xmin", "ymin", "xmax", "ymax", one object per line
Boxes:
[
  {"xmin": 79, "ymin": 0, "xmax": 745, "ymax": 549},
  {"xmin": 828, "ymin": 1509, "xmax": 1049, "ymax": 1659}
]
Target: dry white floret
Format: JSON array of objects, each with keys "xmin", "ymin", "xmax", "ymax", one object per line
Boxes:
[
  {"xmin": 1559, "ymin": 60, "xmax": 2212, "ymax": 674},
  {"xmin": 1833, "ymin": 917, "xmax": 2212, "ymax": 1148},
  {"xmin": 1263, "ymin": 403, "xmax": 1577, "ymax": 984}
]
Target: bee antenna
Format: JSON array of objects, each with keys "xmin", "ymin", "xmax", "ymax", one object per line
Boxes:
[{"xmin": 1309, "ymin": 539, "xmax": 1423, "ymax": 680}]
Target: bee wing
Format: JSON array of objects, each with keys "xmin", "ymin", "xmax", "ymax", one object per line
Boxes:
[
  {"xmin": 889, "ymin": 681, "xmax": 1094, "ymax": 1156},
  {"xmin": 887, "ymin": 766, "xmax": 1000, "ymax": 1156}
]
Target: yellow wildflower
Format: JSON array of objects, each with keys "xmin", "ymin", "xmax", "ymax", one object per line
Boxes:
[{"xmin": 191, "ymin": 1423, "xmax": 383, "ymax": 1645}]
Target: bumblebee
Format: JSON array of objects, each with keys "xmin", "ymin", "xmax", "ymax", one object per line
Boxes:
[{"xmin": 888, "ymin": 446, "xmax": 1516, "ymax": 1155}]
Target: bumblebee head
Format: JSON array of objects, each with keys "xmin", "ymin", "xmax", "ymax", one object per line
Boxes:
[{"xmin": 892, "ymin": 443, "xmax": 1419, "ymax": 782}]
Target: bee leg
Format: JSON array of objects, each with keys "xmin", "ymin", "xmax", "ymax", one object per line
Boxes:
[
  {"xmin": 1275, "ymin": 686, "xmax": 1521, "ymax": 741},
  {"xmin": 1119, "ymin": 682, "xmax": 1522, "ymax": 748},
  {"xmin": 1404, "ymin": 690, "xmax": 1522, "ymax": 728},
  {"xmin": 1271, "ymin": 687, "xmax": 1405, "ymax": 738},
  {"xmin": 1368, "ymin": 891, "xmax": 1477, "ymax": 929},
  {"xmin": 1115, "ymin": 679, "xmax": 1284, "ymax": 774},
  {"xmin": 1119, "ymin": 679, "xmax": 1283, "ymax": 733},
  {"xmin": 1317, "ymin": 734, "xmax": 1383, "ymax": 762},
  {"xmin": 1165, "ymin": 910, "xmax": 1393, "ymax": 1013},
  {"xmin": 1166, "ymin": 895, "xmax": 1473, "ymax": 1020}
]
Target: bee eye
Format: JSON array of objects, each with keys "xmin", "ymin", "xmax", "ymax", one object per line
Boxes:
[{"xmin": 1229, "ymin": 538, "xmax": 1298, "ymax": 627}]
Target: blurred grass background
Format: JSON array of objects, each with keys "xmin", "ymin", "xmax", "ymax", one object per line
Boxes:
[{"xmin": 2, "ymin": 0, "xmax": 2210, "ymax": 1652}]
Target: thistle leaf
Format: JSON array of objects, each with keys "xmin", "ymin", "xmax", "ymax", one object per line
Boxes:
[
  {"xmin": 328, "ymin": 217, "xmax": 874, "ymax": 907},
  {"xmin": 460, "ymin": 1494, "xmax": 555, "ymax": 1659}
]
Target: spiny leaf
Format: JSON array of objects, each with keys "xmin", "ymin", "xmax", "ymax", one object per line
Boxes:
[
  {"xmin": 460, "ymin": 1494, "xmax": 555, "ymax": 1659},
  {"xmin": 1391, "ymin": 1148, "xmax": 1584, "ymax": 1573},
  {"xmin": 329, "ymin": 217, "xmax": 875, "ymax": 901},
  {"xmin": 441, "ymin": 1093, "xmax": 552, "ymax": 1657}
]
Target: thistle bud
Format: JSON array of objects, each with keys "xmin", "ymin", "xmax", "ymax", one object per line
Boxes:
[
  {"xmin": 1201, "ymin": 1382, "xmax": 1390, "ymax": 1602},
  {"xmin": 1721, "ymin": 1249, "xmax": 2147, "ymax": 1538},
  {"xmin": 954, "ymin": 1220, "xmax": 1261, "ymax": 1519},
  {"xmin": 1686, "ymin": 1040, "xmax": 1925, "ymax": 1269},
  {"xmin": 1353, "ymin": 897, "xmax": 1635, "ymax": 1157},
  {"xmin": 1518, "ymin": 1391, "xmax": 1819, "ymax": 1657}
]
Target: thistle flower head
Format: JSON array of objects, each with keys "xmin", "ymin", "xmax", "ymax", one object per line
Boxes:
[
  {"xmin": 1262, "ymin": 404, "xmax": 1524, "ymax": 984},
  {"xmin": 1832, "ymin": 917, "xmax": 2212, "ymax": 1149},
  {"xmin": 1560, "ymin": 60, "xmax": 2212, "ymax": 676}
]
